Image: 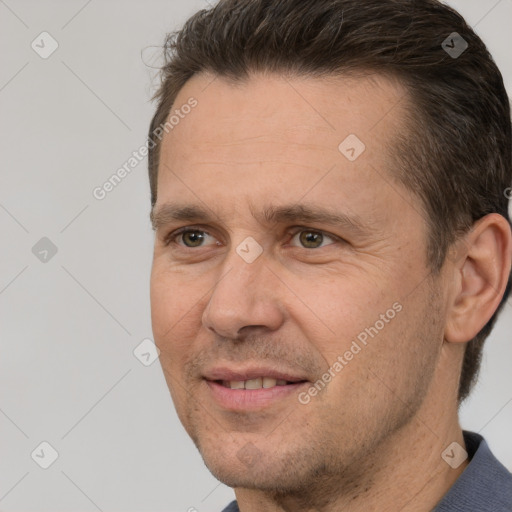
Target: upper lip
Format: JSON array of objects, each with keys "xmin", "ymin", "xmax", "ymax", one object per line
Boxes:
[{"xmin": 203, "ymin": 365, "xmax": 309, "ymax": 383}]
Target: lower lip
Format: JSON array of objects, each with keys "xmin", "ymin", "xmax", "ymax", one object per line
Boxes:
[{"xmin": 205, "ymin": 380, "xmax": 309, "ymax": 411}]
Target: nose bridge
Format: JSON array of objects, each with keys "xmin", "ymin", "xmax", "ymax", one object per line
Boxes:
[{"xmin": 202, "ymin": 244, "xmax": 284, "ymax": 339}]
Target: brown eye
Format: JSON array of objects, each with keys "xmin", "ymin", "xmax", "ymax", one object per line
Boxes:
[
  {"xmin": 166, "ymin": 228, "xmax": 217, "ymax": 248},
  {"xmin": 290, "ymin": 229, "xmax": 337, "ymax": 249},
  {"xmin": 181, "ymin": 230, "xmax": 207, "ymax": 247}
]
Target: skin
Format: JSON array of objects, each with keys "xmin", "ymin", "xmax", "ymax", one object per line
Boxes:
[{"xmin": 149, "ymin": 71, "xmax": 512, "ymax": 512}]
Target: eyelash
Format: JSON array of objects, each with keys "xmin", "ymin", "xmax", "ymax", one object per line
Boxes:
[{"xmin": 163, "ymin": 226, "xmax": 342, "ymax": 249}]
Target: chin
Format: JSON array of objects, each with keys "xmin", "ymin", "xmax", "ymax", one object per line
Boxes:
[
  {"xmin": 197, "ymin": 440, "xmax": 309, "ymax": 492},
  {"xmin": 205, "ymin": 460, "xmax": 294, "ymax": 491}
]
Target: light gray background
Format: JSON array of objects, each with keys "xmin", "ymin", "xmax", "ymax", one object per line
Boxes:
[{"xmin": 0, "ymin": 1, "xmax": 511, "ymax": 511}]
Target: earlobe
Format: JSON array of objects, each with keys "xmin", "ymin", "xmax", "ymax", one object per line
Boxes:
[{"xmin": 444, "ymin": 213, "xmax": 512, "ymax": 344}]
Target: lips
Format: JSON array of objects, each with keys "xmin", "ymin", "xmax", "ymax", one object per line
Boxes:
[
  {"xmin": 202, "ymin": 366, "xmax": 309, "ymax": 384},
  {"xmin": 201, "ymin": 365, "xmax": 310, "ymax": 410},
  {"xmin": 220, "ymin": 377, "xmax": 291, "ymax": 389}
]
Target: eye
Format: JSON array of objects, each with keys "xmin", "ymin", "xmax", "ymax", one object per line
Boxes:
[
  {"xmin": 288, "ymin": 228, "xmax": 339, "ymax": 249},
  {"xmin": 163, "ymin": 226, "xmax": 341, "ymax": 250},
  {"xmin": 165, "ymin": 227, "xmax": 219, "ymax": 248}
]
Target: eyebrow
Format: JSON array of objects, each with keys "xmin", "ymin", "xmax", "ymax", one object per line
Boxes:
[{"xmin": 150, "ymin": 202, "xmax": 375, "ymax": 238}]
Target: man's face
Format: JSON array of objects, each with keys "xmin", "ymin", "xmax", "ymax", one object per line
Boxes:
[{"xmin": 150, "ymin": 72, "xmax": 448, "ymax": 491}]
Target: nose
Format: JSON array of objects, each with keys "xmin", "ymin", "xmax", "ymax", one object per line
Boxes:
[{"xmin": 201, "ymin": 252, "xmax": 286, "ymax": 340}]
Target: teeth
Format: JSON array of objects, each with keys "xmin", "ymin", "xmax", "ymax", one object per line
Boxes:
[
  {"xmin": 262, "ymin": 377, "xmax": 277, "ymax": 388},
  {"xmin": 223, "ymin": 378, "xmax": 291, "ymax": 389},
  {"xmin": 244, "ymin": 378, "xmax": 262, "ymax": 389}
]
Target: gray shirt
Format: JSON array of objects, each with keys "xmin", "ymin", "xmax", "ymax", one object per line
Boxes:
[{"xmin": 221, "ymin": 431, "xmax": 512, "ymax": 511}]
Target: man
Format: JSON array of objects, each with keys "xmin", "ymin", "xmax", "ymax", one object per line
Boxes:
[{"xmin": 147, "ymin": 0, "xmax": 512, "ymax": 510}]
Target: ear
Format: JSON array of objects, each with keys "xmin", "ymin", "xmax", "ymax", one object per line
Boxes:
[{"xmin": 444, "ymin": 213, "xmax": 512, "ymax": 344}]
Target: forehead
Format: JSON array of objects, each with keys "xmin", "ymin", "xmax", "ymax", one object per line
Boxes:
[
  {"xmin": 155, "ymin": 71, "xmax": 409, "ymax": 222},
  {"xmin": 167, "ymin": 71, "xmax": 405, "ymax": 144}
]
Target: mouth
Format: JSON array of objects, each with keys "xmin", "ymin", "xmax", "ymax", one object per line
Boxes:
[
  {"xmin": 202, "ymin": 366, "xmax": 310, "ymax": 411},
  {"xmin": 215, "ymin": 377, "xmax": 306, "ymax": 390}
]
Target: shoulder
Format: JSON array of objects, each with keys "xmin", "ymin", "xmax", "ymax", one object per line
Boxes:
[
  {"xmin": 435, "ymin": 431, "xmax": 512, "ymax": 511},
  {"xmin": 220, "ymin": 500, "xmax": 239, "ymax": 512}
]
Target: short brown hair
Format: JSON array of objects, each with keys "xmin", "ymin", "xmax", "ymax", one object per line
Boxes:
[{"xmin": 147, "ymin": 0, "xmax": 512, "ymax": 403}]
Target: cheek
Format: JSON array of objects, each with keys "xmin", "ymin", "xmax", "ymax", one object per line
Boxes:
[
  {"xmin": 303, "ymin": 278, "xmax": 392, "ymax": 347},
  {"xmin": 151, "ymin": 264, "xmax": 191, "ymax": 332},
  {"xmin": 150, "ymin": 269, "xmax": 200, "ymax": 365},
  {"xmin": 302, "ymin": 289, "xmax": 413, "ymax": 395}
]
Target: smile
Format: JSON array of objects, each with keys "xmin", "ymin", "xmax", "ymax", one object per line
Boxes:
[
  {"xmin": 219, "ymin": 377, "xmax": 295, "ymax": 389},
  {"xmin": 205, "ymin": 379, "xmax": 309, "ymax": 411}
]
